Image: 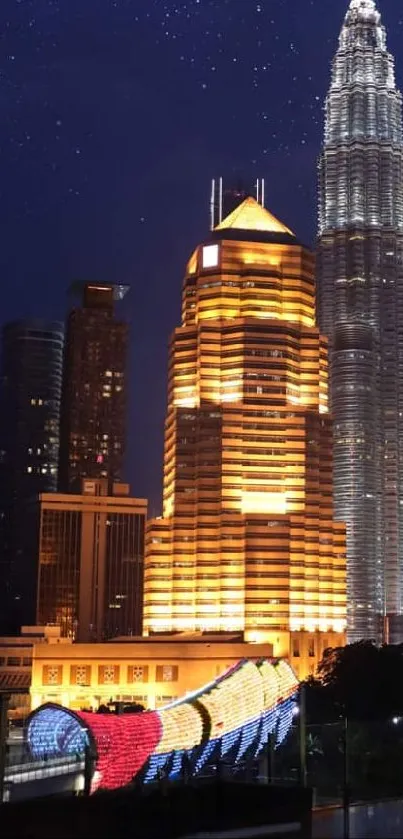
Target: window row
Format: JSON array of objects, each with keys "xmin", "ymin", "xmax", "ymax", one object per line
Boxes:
[{"xmin": 42, "ymin": 663, "xmax": 179, "ymax": 687}]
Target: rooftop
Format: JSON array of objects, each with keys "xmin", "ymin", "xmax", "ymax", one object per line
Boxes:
[{"xmin": 215, "ymin": 196, "xmax": 295, "ymax": 237}]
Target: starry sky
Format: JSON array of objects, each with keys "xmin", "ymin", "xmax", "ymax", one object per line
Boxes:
[{"xmin": 1, "ymin": 0, "xmax": 402, "ymax": 512}]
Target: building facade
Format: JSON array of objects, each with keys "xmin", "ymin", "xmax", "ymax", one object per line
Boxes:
[
  {"xmin": 0, "ymin": 626, "xmax": 63, "ymax": 719},
  {"xmin": 58, "ymin": 282, "xmax": 128, "ymax": 492},
  {"xmin": 36, "ymin": 479, "xmax": 147, "ymax": 642},
  {"xmin": 29, "ymin": 636, "xmax": 278, "ymax": 712},
  {"xmin": 316, "ymin": 0, "xmax": 403, "ymax": 642},
  {"xmin": 0, "ymin": 321, "xmax": 64, "ymax": 630},
  {"xmin": 143, "ymin": 197, "xmax": 346, "ymax": 671}
]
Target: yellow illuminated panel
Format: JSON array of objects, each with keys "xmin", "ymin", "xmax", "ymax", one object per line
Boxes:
[
  {"xmin": 198, "ymin": 662, "xmax": 264, "ymax": 740},
  {"xmin": 257, "ymin": 660, "xmax": 280, "ymax": 709},
  {"xmin": 155, "ymin": 703, "xmax": 203, "ymax": 754}
]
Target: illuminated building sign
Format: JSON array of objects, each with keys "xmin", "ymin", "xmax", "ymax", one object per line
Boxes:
[{"xmin": 202, "ymin": 244, "xmax": 219, "ymax": 269}]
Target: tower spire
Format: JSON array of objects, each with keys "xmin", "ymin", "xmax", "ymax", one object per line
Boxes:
[{"xmin": 348, "ymin": 0, "xmax": 377, "ymax": 13}]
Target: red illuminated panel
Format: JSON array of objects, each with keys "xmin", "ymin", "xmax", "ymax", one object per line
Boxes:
[{"xmin": 78, "ymin": 710, "xmax": 162, "ymax": 791}]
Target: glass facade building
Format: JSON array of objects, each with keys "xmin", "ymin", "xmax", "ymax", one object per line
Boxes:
[
  {"xmin": 317, "ymin": 0, "xmax": 403, "ymax": 642},
  {"xmin": 0, "ymin": 320, "xmax": 64, "ymax": 629},
  {"xmin": 144, "ymin": 197, "xmax": 346, "ymax": 677},
  {"xmin": 58, "ymin": 283, "xmax": 129, "ymax": 492},
  {"xmin": 36, "ymin": 479, "xmax": 147, "ymax": 641}
]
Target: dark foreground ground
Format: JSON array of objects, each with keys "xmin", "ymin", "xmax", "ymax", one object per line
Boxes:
[
  {"xmin": 313, "ymin": 799, "xmax": 403, "ymax": 839},
  {"xmin": 0, "ymin": 781, "xmax": 312, "ymax": 839}
]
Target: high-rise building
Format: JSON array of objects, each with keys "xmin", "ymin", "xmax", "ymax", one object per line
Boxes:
[
  {"xmin": 317, "ymin": 0, "xmax": 403, "ymax": 643},
  {"xmin": 58, "ymin": 282, "xmax": 129, "ymax": 492},
  {"xmin": 143, "ymin": 197, "xmax": 346, "ymax": 676},
  {"xmin": 210, "ymin": 178, "xmax": 266, "ymax": 229},
  {"xmin": 36, "ymin": 479, "xmax": 147, "ymax": 642},
  {"xmin": 0, "ymin": 321, "xmax": 64, "ymax": 629}
]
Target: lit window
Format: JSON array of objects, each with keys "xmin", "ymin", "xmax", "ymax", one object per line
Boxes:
[
  {"xmin": 75, "ymin": 666, "xmax": 89, "ymax": 686},
  {"xmin": 156, "ymin": 664, "xmax": 178, "ymax": 682},
  {"xmin": 100, "ymin": 665, "xmax": 116, "ymax": 685},
  {"xmin": 202, "ymin": 244, "xmax": 219, "ymax": 269}
]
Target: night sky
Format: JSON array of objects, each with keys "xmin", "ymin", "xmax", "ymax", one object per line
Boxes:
[{"xmin": 1, "ymin": 0, "xmax": 402, "ymax": 513}]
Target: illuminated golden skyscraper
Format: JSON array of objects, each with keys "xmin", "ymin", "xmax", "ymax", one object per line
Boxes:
[{"xmin": 144, "ymin": 198, "xmax": 346, "ymax": 673}]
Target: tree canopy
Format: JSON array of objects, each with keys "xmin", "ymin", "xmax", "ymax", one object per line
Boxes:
[{"xmin": 305, "ymin": 641, "xmax": 403, "ymax": 722}]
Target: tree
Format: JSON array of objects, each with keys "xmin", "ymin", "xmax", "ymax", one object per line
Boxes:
[{"xmin": 306, "ymin": 641, "xmax": 403, "ymax": 722}]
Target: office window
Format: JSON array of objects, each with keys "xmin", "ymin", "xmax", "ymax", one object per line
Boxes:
[
  {"xmin": 156, "ymin": 665, "xmax": 179, "ymax": 683},
  {"xmin": 71, "ymin": 665, "xmax": 91, "ymax": 686},
  {"xmin": 42, "ymin": 665, "xmax": 63, "ymax": 686},
  {"xmin": 98, "ymin": 665, "xmax": 120, "ymax": 685},
  {"xmin": 128, "ymin": 665, "xmax": 149, "ymax": 684}
]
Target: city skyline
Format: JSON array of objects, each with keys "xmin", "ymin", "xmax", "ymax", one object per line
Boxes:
[
  {"xmin": 2, "ymin": 1, "xmax": 403, "ymax": 512},
  {"xmin": 0, "ymin": 2, "xmax": 401, "ymax": 647},
  {"xmin": 317, "ymin": 0, "xmax": 403, "ymax": 643}
]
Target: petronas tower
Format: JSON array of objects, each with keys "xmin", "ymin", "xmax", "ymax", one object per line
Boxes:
[{"xmin": 317, "ymin": 0, "xmax": 403, "ymax": 643}]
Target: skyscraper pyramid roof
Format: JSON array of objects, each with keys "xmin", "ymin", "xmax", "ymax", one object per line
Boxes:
[{"xmin": 215, "ymin": 196, "xmax": 295, "ymax": 237}]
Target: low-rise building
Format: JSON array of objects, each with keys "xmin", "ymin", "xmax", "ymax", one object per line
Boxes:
[
  {"xmin": 0, "ymin": 625, "xmax": 63, "ymax": 718},
  {"xmin": 30, "ymin": 634, "xmax": 276, "ymax": 712}
]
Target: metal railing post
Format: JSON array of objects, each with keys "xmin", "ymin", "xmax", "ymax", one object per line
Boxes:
[{"xmin": 0, "ymin": 694, "xmax": 10, "ymax": 804}]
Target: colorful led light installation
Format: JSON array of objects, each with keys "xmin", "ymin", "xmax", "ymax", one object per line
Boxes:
[{"xmin": 26, "ymin": 658, "xmax": 298, "ymax": 792}]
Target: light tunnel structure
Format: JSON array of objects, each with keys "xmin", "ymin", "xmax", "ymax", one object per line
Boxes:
[{"xmin": 26, "ymin": 658, "xmax": 299, "ymax": 793}]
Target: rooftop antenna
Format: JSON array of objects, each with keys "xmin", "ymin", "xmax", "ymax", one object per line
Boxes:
[
  {"xmin": 256, "ymin": 178, "xmax": 265, "ymax": 208},
  {"xmin": 210, "ymin": 177, "xmax": 224, "ymax": 229}
]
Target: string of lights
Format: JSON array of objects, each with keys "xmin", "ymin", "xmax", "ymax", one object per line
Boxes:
[{"xmin": 26, "ymin": 658, "xmax": 298, "ymax": 792}]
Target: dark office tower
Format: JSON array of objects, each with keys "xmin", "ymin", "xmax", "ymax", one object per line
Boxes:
[
  {"xmin": 317, "ymin": 0, "xmax": 403, "ymax": 643},
  {"xmin": 210, "ymin": 178, "xmax": 266, "ymax": 229},
  {"xmin": 37, "ymin": 479, "xmax": 147, "ymax": 641},
  {"xmin": 59, "ymin": 282, "xmax": 129, "ymax": 492},
  {"xmin": 0, "ymin": 321, "xmax": 64, "ymax": 628}
]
